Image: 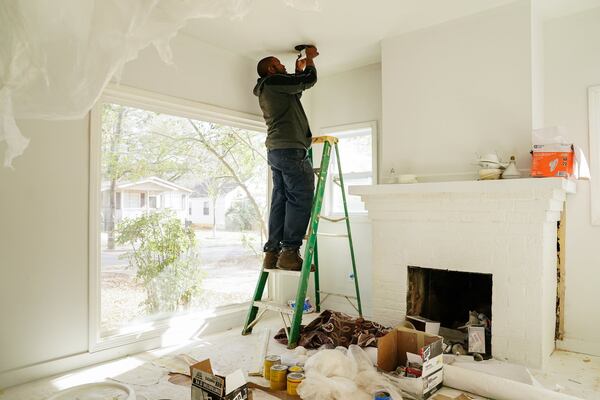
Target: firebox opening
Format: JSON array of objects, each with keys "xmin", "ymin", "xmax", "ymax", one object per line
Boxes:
[{"xmin": 407, "ymin": 266, "xmax": 493, "ymax": 354}]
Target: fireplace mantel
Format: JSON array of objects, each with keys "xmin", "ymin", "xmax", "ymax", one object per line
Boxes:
[
  {"xmin": 350, "ymin": 177, "xmax": 576, "ymax": 196},
  {"xmin": 349, "ymin": 178, "xmax": 576, "ymax": 369}
]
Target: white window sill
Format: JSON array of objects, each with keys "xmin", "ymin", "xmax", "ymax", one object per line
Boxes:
[{"xmin": 91, "ymin": 303, "xmax": 249, "ymax": 353}]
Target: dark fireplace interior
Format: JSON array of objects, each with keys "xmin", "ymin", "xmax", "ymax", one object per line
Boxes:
[{"xmin": 407, "ymin": 266, "xmax": 493, "ymax": 354}]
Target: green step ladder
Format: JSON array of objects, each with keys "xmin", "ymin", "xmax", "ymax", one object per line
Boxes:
[{"xmin": 241, "ymin": 135, "xmax": 363, "ymax": 348}]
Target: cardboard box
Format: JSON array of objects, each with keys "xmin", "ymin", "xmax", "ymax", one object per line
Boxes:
[
  {"xmin": 407, "ymin": 316, "xmax": 441, "ymax": 335},
  {"xmin": 531, "ymin": 143, "xmax": 574, "ymax": 178},
  {"xmin": 190, "ymin": 359, "xmax": 248, "ymax": 400},
  {"xmin": 378, "ymin": 326, "xmax": 444, "ymax": 399}
]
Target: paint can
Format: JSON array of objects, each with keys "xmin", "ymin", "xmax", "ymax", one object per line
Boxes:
[
  {"xmin": 270, "ymin": 364, "xmax": 288, "ymax": 391},
  {"xmin": 263, "ymin": 355, "xmax": 281, "ymax": 380},
  {"xmin": 288, "ymin": 365, "xmax": 304, "ymax": 374},
  {"xmin": 373, "ymin": 391, "xmax": 391, "ymax": 400},
  {"xmin": 286, "ymin": 372, "xmax": 305, "ymax": 396}
]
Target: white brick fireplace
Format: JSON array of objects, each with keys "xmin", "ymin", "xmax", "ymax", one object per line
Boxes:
[{"xmin": 350, "ymin": 178, "xmax": 576, "ymax": 369}]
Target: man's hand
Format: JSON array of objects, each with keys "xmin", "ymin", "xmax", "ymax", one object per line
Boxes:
[
  {"xmin": 305, "ymin": 45, "xmax": 319, "ymax": 59},
  {"xmin": 295, "ymin": 55, "xmax": 306, "ymax": 73}
]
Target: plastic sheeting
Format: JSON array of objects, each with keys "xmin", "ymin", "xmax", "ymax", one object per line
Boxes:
[
  {"xmin": 297, "ymin": 345, "xmax": 403, "ymax": 400},
  {"xmin": 0, "ymin": 0, "xmax": 318, "ymax": 167},
  {"xmin": 443, "ymin": 363, "xmax": 582, "ymax": 400}
]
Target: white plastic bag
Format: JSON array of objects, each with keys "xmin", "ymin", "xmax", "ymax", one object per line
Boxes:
[
  {"xmin": 297, "ymin": 345, "xmax": 403, "ymax": 400},
  {"xmin": 532, "ymin": 126, "xmax": 570, "ymax": 145},
  {"xmin": 304, "ymin": 349, "xmax": 357, "ymax": 379}
]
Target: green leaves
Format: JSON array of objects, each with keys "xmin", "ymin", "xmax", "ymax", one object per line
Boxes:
[{"xmin": 116, "ymin": 210, "xmax": 203, "ymax": 313}]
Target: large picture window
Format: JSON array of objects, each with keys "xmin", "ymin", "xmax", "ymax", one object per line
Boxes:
[{"xmin": 90, "ymin": 86, "xmax": 267, "ymax": 348}]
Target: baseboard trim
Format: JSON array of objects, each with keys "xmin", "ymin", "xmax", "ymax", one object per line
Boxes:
[
  {"xmin": 0, "ymin": 307, "xmax": 247, "ymax": 390},
  {"xmin": 556, "ymin": 338, "xmax": 600, "ymax": 357}
]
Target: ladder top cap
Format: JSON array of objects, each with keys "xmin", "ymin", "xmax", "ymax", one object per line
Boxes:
[{"xmin": 312, "ymin": 136, "xmax": 339, "ymax": 145}]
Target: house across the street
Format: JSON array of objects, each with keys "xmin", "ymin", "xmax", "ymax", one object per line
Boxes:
[
  {"xmin": 101, "ymin": 176, "xmax": 193, "ymax": 230},
  {"xmin": 188, "ymin": 181, "xmax": 239, "ymax": 229}
]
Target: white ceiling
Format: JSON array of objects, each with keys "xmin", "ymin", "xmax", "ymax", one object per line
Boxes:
[{"xmin": 183, "ymin": 0, "xmax": 600, "ymax": 76}]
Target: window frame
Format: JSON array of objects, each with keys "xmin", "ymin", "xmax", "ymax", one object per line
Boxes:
[
  {"xmin": 89, "ymin": 84, "xmax": 267, "ymax": 352},
  {"xmin": 589, "ymin": 86, "xmax": 600, "ymax": 225},
  {"xmin": 319, "ymin": 121, "xmax": 378, "ymax": 217}
]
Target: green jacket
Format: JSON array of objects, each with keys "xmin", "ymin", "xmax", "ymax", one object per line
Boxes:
[{"xmin": 253, "ymin": 66, "xmax": 317, "ymax": 150}]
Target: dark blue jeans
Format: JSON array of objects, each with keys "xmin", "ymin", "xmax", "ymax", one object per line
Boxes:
[{"xmin": 264, "ymin": 148, "xmax": 315, "ymax": 252}]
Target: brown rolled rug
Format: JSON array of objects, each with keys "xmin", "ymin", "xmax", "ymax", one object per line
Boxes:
[{"xmin": 274, "ymin": 310, "xmax": 391, "ymax": 349}]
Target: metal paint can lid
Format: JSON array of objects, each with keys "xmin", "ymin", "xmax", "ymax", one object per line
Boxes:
[
  {"xmin": 270, "ymin": 364, "xmax": 289, "ymax": 372},
  {"xmin": 265, "ymin": 355, "xmax": 281, "ymax": 362},
  {"xmin": 287, "ymin": 372, "xmax": 305, "ymax": 382}
]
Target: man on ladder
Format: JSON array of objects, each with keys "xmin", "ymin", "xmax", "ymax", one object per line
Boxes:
[
  {"xmin": 248, "ymin": 46, "xmax": 362, "ymax": 347},
  {"xmin": 253, "ymin": 45, "xmax": 320, "ymax": 271}
]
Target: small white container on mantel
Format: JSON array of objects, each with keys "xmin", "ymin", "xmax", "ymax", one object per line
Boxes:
[{"xmin": 501, "ymin": 156, "xmax": 521, "ymax": 179}]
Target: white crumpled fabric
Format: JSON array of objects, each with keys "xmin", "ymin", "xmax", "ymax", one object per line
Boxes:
[
  {"xmin": 297, "ymin": 345, "xmax": 403, "ymax": 400},
  {"xmin": 0, "ymin": 0, "xmax": 318, "ymax": 168}
]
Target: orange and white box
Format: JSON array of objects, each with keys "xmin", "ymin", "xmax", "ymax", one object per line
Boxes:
[{"xmin": 531, "ymin": 143, "xmax": 574, "ymax": 178}]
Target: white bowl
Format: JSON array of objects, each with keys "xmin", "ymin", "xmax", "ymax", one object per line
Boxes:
[
  {"xmin": 479, "ymin": 168, "xmax": 502, "ymax": 180},
  {"xmin": 47, "ymin": 382, "xmax": 135, "ymax": 400},
  {"xmin": 479, "ymin": 161, "xmax": 504, "ymax": 169}
]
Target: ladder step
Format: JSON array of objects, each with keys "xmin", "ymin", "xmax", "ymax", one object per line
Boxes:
[
  {"xmin": 312, "ymin": 135, "xmax": 339, "ymax": 145},
  {"xmin": 254, "ymin": 300, "xmax": 294, "ymax": 315},
  {"xmin": 304, "ymin": 232, "xmax": 349, "ymax": 239},
  {"xmin": 319, "ymin": 215, "xmax": 348, "ymax": 223},
  {"xmin": 318, "ymin": 232, "xmax": 349, "ymax": 238},
  {"xmin": 319, "ymin": 291, "xmax": 357, "ymax": 300},
  {"xmin": 263, "ymin": 268, "xmax": 313, "ymax": 277}
]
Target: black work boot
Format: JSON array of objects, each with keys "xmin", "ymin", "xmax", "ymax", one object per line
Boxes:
[
  {"xmin": 263, "ymin": 250, "xmax": 280, "ymax": 269},
  {"xmin": 276, "ymin": 248, "xmax": 303, "ymax": 271}
]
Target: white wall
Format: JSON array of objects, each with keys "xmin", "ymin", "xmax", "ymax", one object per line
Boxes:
[
  {"xmin": 310, "ymin": 64, "xmax": 382, "ymax": 146},
  {"xmin": 381, "ymin": 0, "xmax": 535, "ymax": 180},
  {"xmin": 294, "ymin": 64, "xmax": 382, "ymax": 317},
  {"xmin": 0, "ymin": 118, "xmax": 90, "ymax": 373},
  {"xmin": 544, "ymin": 7, "xmax": 600, "ymax": 354},
  {"xmin": 0, "ymin": 32, "xmax": 259, "ymax": 383},
  {"xmin": 119, "ymin": 33, "xmax": 259, "ymax": 116}
]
